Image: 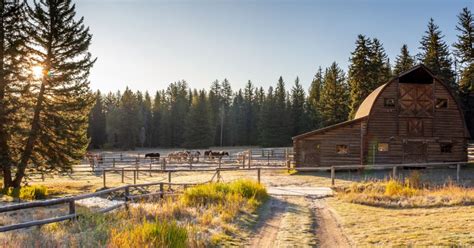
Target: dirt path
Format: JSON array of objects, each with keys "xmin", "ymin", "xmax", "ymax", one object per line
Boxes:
[
  {"xmin": 311, "ymin": 198, "xmax": 351, "ymax": 248},
  {"xmin": 248, "ymin": 195, "xmax": 350, "ymax": 248}
]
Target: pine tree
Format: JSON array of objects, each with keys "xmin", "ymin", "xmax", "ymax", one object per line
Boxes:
[
  {"xmin": 258, "ymin": 86, "xmax": 275, "ymax": 146},
  {"xmin": 307, "ymin": 67, "xmax": 324, "ymax": 128},
  {"xmin": 142, "ymin": 92, "xmax": 153, "ymax": 147},
  {"xmin": 290, "ymin": 77, "xmax": 309, "ymax": 135},
  {"xmin": 104, "ymin": 91, "xmax": 121, "ymax": 147},
  {"xmin": 393, "ymin": 44, "xmax": 415, "ymax": 75},
  {"xmin": 0, "ymin": 0, "xmax": 29, "ymax": 188},
  {"xmin": 8, "ymin": 0, "xmax": 96, "ymax": 188},
  {"xmin": 453, "ymin": 7, "xmax": 474, "ymax": 93},
  {"xmin": 220, "ymin": 79, "xmax": 232, "ymax": 146},
  {"xmin": 229, "ymin": 90, "xmax": 246, "ymax": 145},
  {"xmin": 151, "ymin": 90, "xmax": 162, "ymax": 147},
  {"xmin": 418, "ymin": 18, "xmax": 455, "ymax": 88},
  {"xmin": 274, "ymin": 76, "xmax": 291, "ymax": 145},
  {"xmin": 118, "ymin": 88, "xmax": 139, "ymax": 149},
  {"xmin": 88, "ymin": 91, "xmax": 107, "ymax": 149},
  {"xmin": 319, "ymin": 62, "xmax": 350, "ymax": 126},
  {"xmin": 348, "ymin": 35, "xmax": 373, "ymax": 119},
  {"xmin": 243, "ymin": 81, "xmax": 257, "ymax": 145},
  {"xmin": 184, "ymin": 90, "xmax": 213, "ymax": 148},
  {"xmin": 167, "ymin": 81, "xmax": 188, "ymax": 147},
  {"xmin": 370, "ymin": 38, "xmax": 391, "ymax": 84}
]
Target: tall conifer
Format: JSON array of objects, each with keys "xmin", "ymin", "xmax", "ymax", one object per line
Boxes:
[{"xmin": 393, "ymin": 44, "xmax": 415, "ymax": 75}]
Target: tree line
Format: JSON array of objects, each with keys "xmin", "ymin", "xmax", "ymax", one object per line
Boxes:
[{"xmin": 88, "ymin": 7, "xmax": 474, "ymax": 150}]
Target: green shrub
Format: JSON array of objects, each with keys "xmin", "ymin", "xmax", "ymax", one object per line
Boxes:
[
  {"xmin": 2, "ymin": 185, "xmax": 48, "ymax": 200},
  {"xmin": 228, "ymin": 179, "xmax": 268, "ymax": 201},
  {"xmin": 110, "ymin": 220, "xmax": 187, "ymax": 248},
  {"xmin": 182, "ymin": 179, "xmax": 268, "ymax": 206}
]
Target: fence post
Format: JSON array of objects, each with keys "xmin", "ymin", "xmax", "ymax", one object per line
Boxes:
[
  {"xmin": 257, "ymin": 168, "xmax": 261, "ymax": 184},
  {"xmin": 121, "ymin": 168, "xmax": 125, "ymax": 183},
  {"xmin": 163, "ymin": 158, "xmax": 167, "ymax": 171},
  {"xmin": 149, "ymin": 162, "xmax": 152, "ymax": 177},
  {"xmin": 267, "ymin": 152, "xmax": 270, "ymax": 166},
  {"xmin": 168, "ymin": 171, "xmax": 172, "ymax": 191},
  {"xmin": 159, "ymin": 183, "xmax": 164, "ymax": 199},
  {"xmin": 124, "ymin": 186, "xmax": 130, "ymax": 209},
  {"xmin": 457, "ymin": 163, "xmax": 461, "ymax": 182},
  {"xmin": 69, "ymin": 199, "xmax": 76, "ymax": 216},
  {"xmin": 286, "ymin": 160, "xmax": 291, "ymax": 173},
  {"xmin": 217, "ymin": 169, "xmax": 221, "ymax": 182},
  {"xmin": 189, "ymin": 157, "xmax": 193, "ymax": 170},
  {"xmin": 331, "ymin": 166, "xmax": 335, "ymax": 186},
  {"xmin": 113, "ymin": 158, "xmax": 116, "ymax": 168},
  {"xmin": 136, "ymin": 165, "xmax": 139, "ymax": 180},
  {"xmin": 120, "ymin": 153, "xmax": 123, "ymax": 161},
  {"xmin": 133, "ymin": 170, "xmax": 136, "ymax": 184},
  {"xmin": 248, "ymin": 150, "xmax": 252, "ymax": 168},
  {"xmin": 218, "ymin": 157, "xmax": 222, "ymax": 169},
  {"xmin": 392, "ymin": 166, "xmax": 398, "ymax": 179},
  {"xmin": 41, "ymin": 172, "xmax": 45, "ymax": 182},
  {"xmin": 103, "ymin": 170, "xmax": 106, "ymax": 188},
  {"xmin": 242, "ymin": 155, "xmax": 246, "ymax": 168}
]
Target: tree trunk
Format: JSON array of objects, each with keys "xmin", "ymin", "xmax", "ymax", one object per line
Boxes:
[
  {"xmin": 0, "ymin": 0, "xmax": 14, "ymax": 189},
  {"xmin": 12, "ymin": 82, "xmax": 47, "ymax": 188}
]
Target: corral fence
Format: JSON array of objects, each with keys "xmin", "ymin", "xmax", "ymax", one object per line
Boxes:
[
  {"xmin": 0, "ymin": 176, "xmax": 217, "ymax": 233},
  {"xmin": 469, "ymin": 143, "xmax": 474, "ymax": 162},
  {"xmin": 85, "ymin": 148, "xmax": 295, "ymax": 172},
  {"xmin": 1, "ymin": 160, "xmax": 472, "ymax": 232}
]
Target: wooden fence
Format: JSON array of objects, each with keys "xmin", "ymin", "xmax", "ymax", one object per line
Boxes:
[
  {"xmin": 2, "ymin": 159, "xmax": 471, "ymax": 232},
  {"xmin": 327, "ymin": 161, "xmax": 471, "ymax": 186},
  {"xmin": 0, "ymin": 178, "xmax": 214, "ymax": 233}
]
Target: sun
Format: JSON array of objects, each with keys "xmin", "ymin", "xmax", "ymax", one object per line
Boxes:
[{"xmin": 32, "ymin": 65, "xmax": 44, "ymax": 79}]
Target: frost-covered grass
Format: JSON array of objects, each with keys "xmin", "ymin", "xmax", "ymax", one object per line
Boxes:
[{"xmin": 0, "ymin": 179, "xmax": 268, "ymax": 247}]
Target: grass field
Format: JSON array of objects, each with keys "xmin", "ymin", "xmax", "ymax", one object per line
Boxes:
[{"xmin": 328, "ymin": 198, "xmax": 474, "ymax": 246}]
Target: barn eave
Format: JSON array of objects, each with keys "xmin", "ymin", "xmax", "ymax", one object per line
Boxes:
[{"xmin": 292, "ymin": 117, "xmax": 367, "ymax": 140}]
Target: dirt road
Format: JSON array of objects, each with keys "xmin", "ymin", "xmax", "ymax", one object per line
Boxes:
[{"xmin": 248, "ymin": 191, "xmax": 350, "ymax": 247}]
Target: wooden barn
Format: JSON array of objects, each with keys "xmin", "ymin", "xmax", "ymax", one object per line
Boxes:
[{"xmin": 293, "ymin": 65, "xmax": 470, "ymax": 167}]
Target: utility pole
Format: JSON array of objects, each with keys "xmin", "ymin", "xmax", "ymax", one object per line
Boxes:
[{"xmin": 220, "ymin": 104, "xmax": 224, "ymax": 147}]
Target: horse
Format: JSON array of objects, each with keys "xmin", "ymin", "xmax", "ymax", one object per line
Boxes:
[{"xmin": 145, "ymin": 153, "xmax": 160, "ymax": 158}]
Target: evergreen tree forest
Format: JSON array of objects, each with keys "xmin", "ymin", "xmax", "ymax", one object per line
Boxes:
[{"xmin": 85, "ymin": 7, "xmax": 473, "ymax": 150}]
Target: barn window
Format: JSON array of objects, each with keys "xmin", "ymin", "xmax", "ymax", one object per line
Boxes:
[
  {"xmin": 378, "ymin": 143, "xmax": 389, "ymax": 152},
  {"xmin": 435, "ymin": 98, "xmax": 448, "ymax": 109},
  {"xmin": 384, "ymin": 98, "xmax": 395, "ymax": 107},
  {"xmin": 440, "ymin": 143, "xmax": 453, "ymax": 153},
  {"xmin": 336, "ymin": 145, "xmax": 348, "ymax": 154}
]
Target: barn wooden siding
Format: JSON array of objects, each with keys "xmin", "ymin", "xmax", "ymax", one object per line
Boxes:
[
  {"xmin": 293, "ymin": 65, "xmax": 469, "ymax": 167},
  {"xmin": 293, "ymin": 118, "xmax": 366, "ymax": 167}
]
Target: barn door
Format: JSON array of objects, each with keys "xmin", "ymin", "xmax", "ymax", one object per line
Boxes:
[
  {"xmin": 403, "ymin": 141, "xmax": 426, "ymax": 163},
  {"xmin": 302, "ymin": 140, "xmax": 320, "ymax": 166}
]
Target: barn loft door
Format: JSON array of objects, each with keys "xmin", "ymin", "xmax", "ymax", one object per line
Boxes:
[
  {"xmin": 399, "ymin": 84, "xmax": 433, "ymax": 117},
  {"xmin": 403, "ymin": 141, "xmax": 427, "ymax": 163},
  {"xmin": 302, "ymin": 140, "xmax": 320, "ymax": 166}
]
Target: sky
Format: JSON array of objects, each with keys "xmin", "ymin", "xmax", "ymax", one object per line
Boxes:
[{"xmin": 75, "ymin": 0, "xmax": 472, "ymax": 93}]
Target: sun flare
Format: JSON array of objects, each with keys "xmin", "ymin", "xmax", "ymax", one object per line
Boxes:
[{"xmin": 32, "ymin": 65, "xmax": 44, "ymax": 79}]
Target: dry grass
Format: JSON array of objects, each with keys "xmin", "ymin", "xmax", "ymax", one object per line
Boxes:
[
  {"xmin": 335, "ymin": 177, "xmax": 474, "ymax": 208},
  {"xmin": 327, "ymin": 198, "xmax": 474, "ymax": 246},
  {"xmin": 0, "ymin": 179, "xmax": 267, "ymax": 247}
]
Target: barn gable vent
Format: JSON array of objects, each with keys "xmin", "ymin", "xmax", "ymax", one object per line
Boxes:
[{"xmin": 398, "ymin": 66, "xmax": 433, "ymax": 84}]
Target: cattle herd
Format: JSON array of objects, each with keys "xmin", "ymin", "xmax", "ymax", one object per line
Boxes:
[{"xmin": 144, "ymin": 150, "xmax": 230, "ymax": 162}]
